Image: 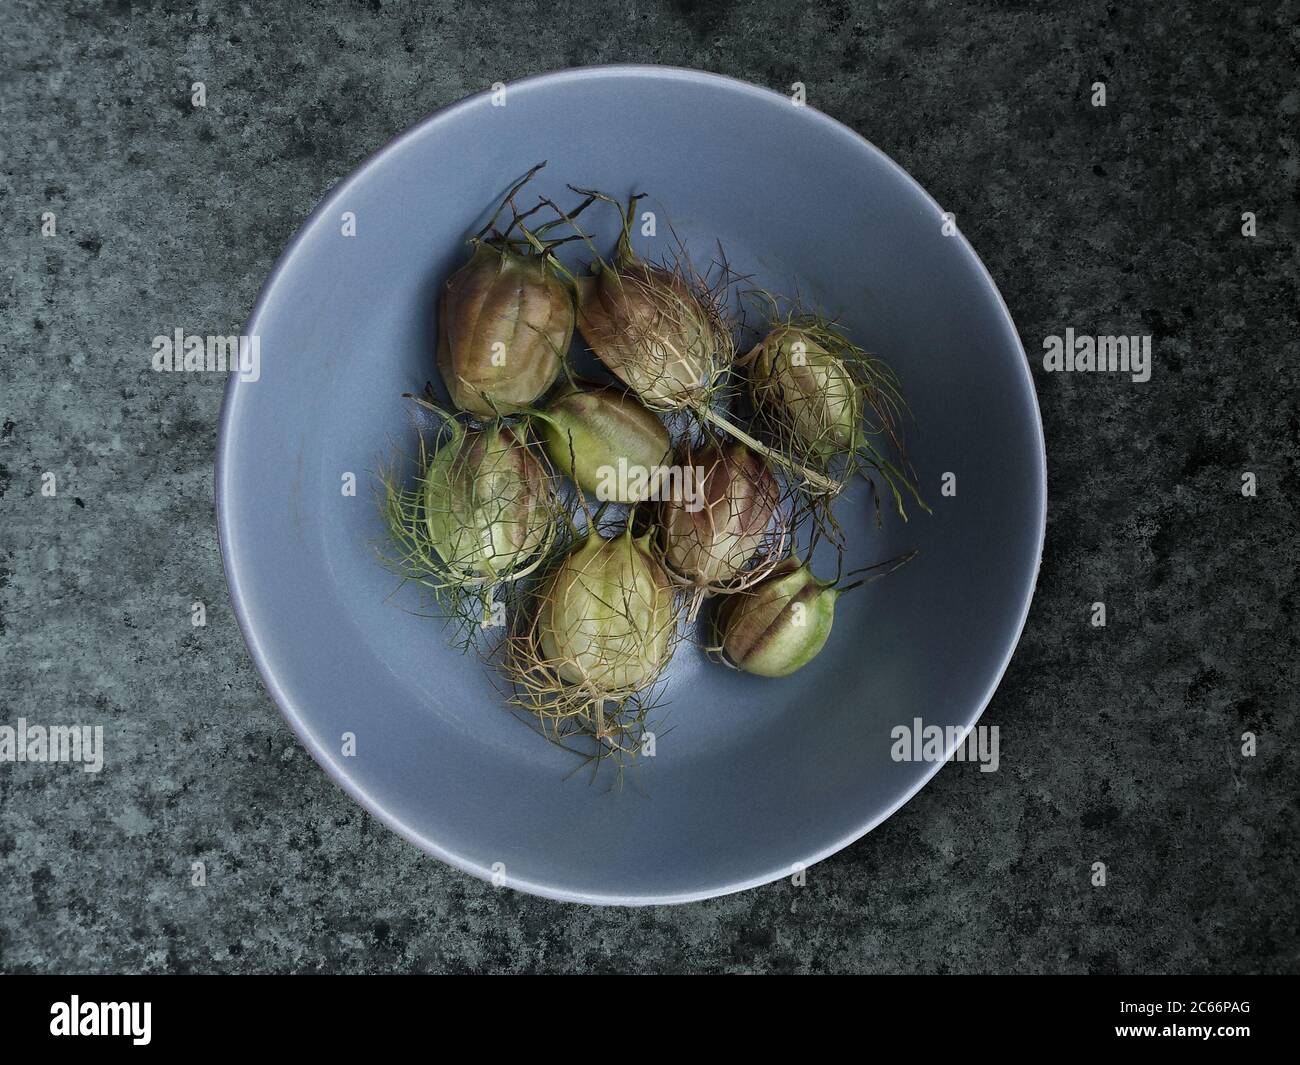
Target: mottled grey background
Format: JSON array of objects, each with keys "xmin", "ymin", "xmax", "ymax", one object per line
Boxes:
[{"xmin": 1, "ymin": 0, "xmax": 1296, "ymax": 974}]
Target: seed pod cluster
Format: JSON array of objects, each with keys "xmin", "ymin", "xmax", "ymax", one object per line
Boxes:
[
  {"xmin": 714, "ymin": 559, "xmax": 839, "ymax": 678},
  {"xmin": 376, "ymin": 166, "xmax": 922, "ymax": 769}
]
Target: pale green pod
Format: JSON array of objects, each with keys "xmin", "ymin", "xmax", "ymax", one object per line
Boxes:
[
  {"xmin": 422, "ymin": 421, "xmax": 553, "ymax": 582},
  {"xmin": 715, "ymin": 558, "xmax": 838, "ymax": 677},
  {"xmin": 537, "ymin": 528, "xmax": 676, "ymax": 692},
  {"xmin": 534, "ymin": 381, "xmax": 672, "ymax": 501},
  {"xmin": 750, "ymin": 326, "xmax": 860, "ymax": 456}
]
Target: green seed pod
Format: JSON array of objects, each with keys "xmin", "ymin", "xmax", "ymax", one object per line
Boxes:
[
  {"xmin": 749, "ymin": 325, "xmax": 861, "ymax": 457},
  {"xmin": 537, "ymin": 527, "xmax": 676, "ymax": 693},
  {"xmin": 715, "ymin": 558, "xmax": 838, "ymax": 677},
  {"xmin": 660, "ymin": 439, "xmax": 779, "ymax": 590},
  {"xmin": 575, "ymin": 258, "xmax": 715, "ymax": 410},
  {"xmin": 438, "ymin": 244, "xmax": 572, "ymax": 417},
  {"xmin": 420, "ymin": 420, "xmax": 555, "ymax": 583},
  {"xmin": 534, "ymin": 381, "xmax": 672, "ymax": 501}
]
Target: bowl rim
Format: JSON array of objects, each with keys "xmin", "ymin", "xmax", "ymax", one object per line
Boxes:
[{"xmin": 215, "ymin": 63, "xmax": 1048, "ymax": 906}]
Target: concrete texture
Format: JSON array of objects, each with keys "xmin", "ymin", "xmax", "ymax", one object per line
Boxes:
[{"xmin": 1, "ymin": 0, "xmax": 1296, "ymax": 973}]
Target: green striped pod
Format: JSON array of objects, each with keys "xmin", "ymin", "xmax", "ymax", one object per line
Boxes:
[{"xmin": 715, "ymin": 558, "xmax": 839, "ymax": 677}]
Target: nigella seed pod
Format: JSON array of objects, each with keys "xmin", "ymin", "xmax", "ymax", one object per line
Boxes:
[
  {"xmin": 438, "ymin": 243, "xmax": 572, "ymax": 417},
  {"xmin": 576, "ymin": 260, "xmax": 715, "ymax": 410},
  {"xmin": 377, "ymin": 388, "xmax": 568, "ymax": 650},
  {"xmin": 571, "ymin": 191, "xmax": 721, "ymax": 411},
  {"xmin": 660, "ymin": 440, "xmax": 780, "ymax": 590},
  {"xmin": 533, "ymin": 381, "xmax": 672, "ymax": 502},
  {"xmin": 410, "ymin": 418, "xmax": 553, "ymax": 582},
  {"xmin": 563, "ymin": 188, "xmax": 847, "ymax": 498},
  {"xmin": 744, "ymin": 313, "xmax": 926, "ymax": 518},
  {"xmin": 536, "ymin": 527, "xmax": 676, "ymax": 694},
  {"xmin": 421, "ymin": 421, "xmax": 554, "ymax": 582},
  {"xmin": 715, "ymin": 559, "xmax": 838, "ymax": 677},
  {"xmin": 749, "ymin": 325, "xmax": 861, "ymax": 457}
]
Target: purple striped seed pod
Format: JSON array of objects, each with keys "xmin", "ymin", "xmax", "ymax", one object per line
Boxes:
[
  {"xmin": 437, "ymin": 244, "xmax": 572, "ymax": 418},
  {"xmin": 715, "ymin": 559, "xmax": 839, "ymax": 677}
]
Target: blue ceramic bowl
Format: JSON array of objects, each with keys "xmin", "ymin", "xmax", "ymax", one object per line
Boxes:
[{"xmin": 217, "ymin": 66, "xmax": 1045, "ymax": 904}]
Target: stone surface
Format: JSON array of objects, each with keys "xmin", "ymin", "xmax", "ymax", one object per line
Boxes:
[{"xmin": 0, "ymin": 0, "xmax": 1296, "ymax": 973}]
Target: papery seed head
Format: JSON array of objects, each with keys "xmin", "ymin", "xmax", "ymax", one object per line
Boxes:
[
  {"xmin": 534, "ymin": 381, "xmax": 672, "ymax": 500},
  {"xmin": 751, "ymin": 326, "xmax": 860, "ymax": 455},
  {"xmin": 537, "ymin": 527, "xmax": 676, "ymax": 692},
  {"xmin": 576, "ymin": 257, "xmax": 715, "ymax": 410}
]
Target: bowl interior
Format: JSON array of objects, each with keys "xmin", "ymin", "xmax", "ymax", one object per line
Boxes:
[{"xmin": 218, "ymin": 67, "xmax": 1044, "ymax": 903}]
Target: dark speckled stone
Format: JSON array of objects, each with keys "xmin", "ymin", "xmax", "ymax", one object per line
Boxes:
[{"xmin": 0, "ymin": 0, "xmax": 1296, "ymax": 974}]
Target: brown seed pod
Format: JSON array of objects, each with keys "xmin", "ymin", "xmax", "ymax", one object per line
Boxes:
[
  {"xmin": 568, "ymin": 189, "xmax": 731, "ymax": 412},
  {"xmin": 502, "ymin": 523, "xmax": 681, "ymax": 759},
  {"xmin": 658, "ymin": 438, "xmax": 784, "ymax": 601},
  {"xmin": 438, "ymin": 243, "xmax": 572, "ymax": 418},
  {"xmin": 575, "ymin": 258, "xmax": 716, "ymax": 410}
]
